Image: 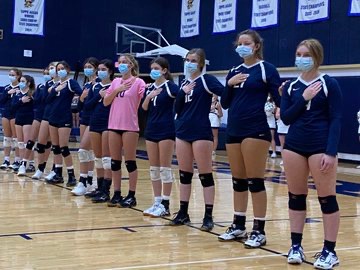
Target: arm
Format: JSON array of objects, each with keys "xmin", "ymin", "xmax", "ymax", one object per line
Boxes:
[
  {"xmin": 174, "ymin": 88, "xmax": 186, "ymax": 115},
  {"xmin": 325, "ymin": 79, "xmax": 342, "ymax": 156},
  {"xmin": 141, "ymin": 91, "xmax": 152, "ymax": 111},
  {"xmin": 70, "ymin": 79, "xmax": 83, "ymax": 96},
  {"xmin": 216, "ymin": 102, "xmax": 223, "ymax": 118},
  {"xmin": 103, "ymin": 79, "xmax": 128, "ymax": 106},
  {"xmin": 11, "ymin": 94, "xmax": 22, "ymax": 110},
  {"xmin": 266, "ymin": 66, "xmax": 281, "ymax": 107},
  {"xmin": 280, "ymin": 82, "xmax": 308, "ymax": 125},
  {"xmin": 84, "ymin": 87, "xmax": 101, "ymax": 110},
  {"xmin": 220, "ymin": 71, "xmax": 234, "ymax": 109}
]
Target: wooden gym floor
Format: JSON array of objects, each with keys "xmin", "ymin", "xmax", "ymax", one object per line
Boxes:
[{"xmin": 0, "ymin": 140, "xmax": 359, "ymax": 269}]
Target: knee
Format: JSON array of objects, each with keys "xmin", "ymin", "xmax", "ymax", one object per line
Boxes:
[
  {"xmin": 179, "ymin": 170, "xmax": 193, "ymax": 185},
  {"xmin": 88, "ymin": 150, "xmax": 95, "ymax": 161},
  {"xmin": 3, "ymin": 137, "xmax": 11, "ymax": 147},
  {"xmin": 288, "ymin": 192, "xmax": 307, "ymax": 211},
  {"xmin": 45, "ymin": 141, "xmax": 52, "ymax": 149},
  {"xmin": 60, "ymin": 146, "xmax": 70, "ymax": 157},
  {"xmin": 111, "ymin": 159, "xmax": 122, "ymax": 171},
  {"xmin": 318, "ymin": 195, "xmax": 339, "ymax": 214},
  {"xmin": 36, "ymin": 143, "xmax": 46, "ymax": 154},
  {"xmin": 94, "ymin": 158, "xmax": 103, "ymax": 169},
  {"xmin": 26, "ymin": 140, "xmax": 35, "ymax": 150},
  {"xmin": 52, "ymin": 145, "xmax": 61, "ymax": 155},
  {"xmin": 78, "ymin": 149, "xmax": 90, "ymax": 163},
  {"xmin": 125, "ymin": 160, "xmax": 137, "ymax": 173},
  {"xmin": 18, "ymin": 141, "xmax": 25, "ymax": 150},
  {"xmin": 150, "ymin": 166, "xmax": 161, "ymax": 181},
  {"xmin": 248, "ymin": 178, "xmax": 266, "ymax": 193},
  {"xmin": 11, "ymin": 138, "xmax": 18, "ymax": 148},
  {"xmin": 232, "ymin": 177, "xmax": 248, "ymax": 192},
  {"xmin": 160, "ymin": 167, "xmax": 173, "ymax": 183},
  {"xmin": 102, "ymin": 157, "xmax": 111, "ymax": 170},
  {"xmin": 199, "ymin": 173, "xmax": 214, "ymax": 187}
]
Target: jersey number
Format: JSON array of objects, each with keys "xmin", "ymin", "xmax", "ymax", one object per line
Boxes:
[
  {"xmin": 152, "ymin": 96, "xmax": 158, "ymax": 107},
  {"xmin": 184, "ymin": 90, "xmax": 193, "ymax": 103}
]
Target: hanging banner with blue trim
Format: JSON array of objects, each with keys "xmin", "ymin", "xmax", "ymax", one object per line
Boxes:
[
  {"xmin": 13, "ymin": 0, "xmax": 45, "ymax": 36},
  {"xmin": 297, "ymin": 0, "xmax": 329, "ymax": 23},
  {"xmin": 349, "ymin": 0, "xmax": 360, "ymax": 16},
  {"xmin": 213, "ymin": 0, "xmax": 236, "ymax": 33},
  {"xmin": 251, "ymin": 0, "xmax": 279, "ymax": 29},
  {"xmin": 180, "ymin": 0, "xmax": 200, "ymax": 38}
]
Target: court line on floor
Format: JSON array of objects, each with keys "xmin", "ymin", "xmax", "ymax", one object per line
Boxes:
[{"xmin": 102, "ymin": 245, "xmax": 360, "ymax": 270}]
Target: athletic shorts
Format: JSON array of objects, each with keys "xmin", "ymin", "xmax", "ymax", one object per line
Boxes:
[
  {"xmin": 145, "ymin": 135, "xmax": 175, "ymax": 143},
  {"xmin": 209, "ymin": 113, "xmax": 220, "ymax": 128},
  {"xmin": 34, "ymin": 110, "xmax": 44, "ymax": 122},
  {"xmin": 15, "ymin": 117, "xmax": 33, "ymax": 126},
  {"xmin": 267, "ymin": 115, "xmax": 276, "ymax": 129},
  {"xmin": 283, "ymin": 143, "xmax": 325, "ymax": 158},
  {"xmin": 108, "ymin": 129, "xmax": 139, "ymax": 135},
  {"xmin": 49, "ymin": 122, "xmax": 72, "ymax": 128},
  {"xmin": 80, "ymin": 117, "xmax": 90, "ymax": 127},
  {"xmin": 176, "ymin": 135, "xmax": 213, "ymax": 143},
  {"xmin": 226, "ymin": 130, "xmax": 272, "ymax": 144},
  {"xmin": 276, "ymin": 119, "xmax": 289, "ymax": 135}
]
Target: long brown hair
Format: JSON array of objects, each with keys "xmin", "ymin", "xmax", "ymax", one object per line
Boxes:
[
  {"xmin": 235, "ymin": 29, "xmax": 264, "ymax": 60},
  {"xmin": 151, "ymin": 57, "xmax": 173, "ymax": 81}
]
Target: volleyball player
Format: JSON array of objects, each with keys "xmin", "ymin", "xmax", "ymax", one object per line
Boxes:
[
  {"xmin": 12, "ymin": 75, "xmax": 35, "ymax": 176},
  {"xmin": 281, "ymin": 39, "xmax": 342, "ymax": 269},
  {"xmin": 103, "ymin": 54, "xmax": 145, "ymax": 207},
  {"xmin": 265, "ymin": 96, "xmax": 277, "ymax": 158},
  {"xmin": 357, "ymin": 110, "xmax": 360, "ymax": 169},
  {"xmin": 0, "ymin": 68, "xmax": 22, "ymax": 171},
  {"xmin": 142, "ymin": 57, "xmax": 179, "ymax": 217},
  {"xmin": 218, "ymin": 29, "xmax": 281, "ymax": 247},
  {"xmin": 47, "ymin": 61, "xmax": 83, "ymax": 186},
  {"xmin": 71, "ymin": 57, "xmax": 99, "ymax": 195},
  {"xmin": 169, "ymin": 48, "xmax": 224, "ymax": 231},
  {"xmin": 32, "ymin": 62, "xmax": 60, "ymax": 180}
]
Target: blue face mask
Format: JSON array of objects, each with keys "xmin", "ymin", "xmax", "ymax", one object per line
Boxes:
[
  {"xmin": 9, "ymin": 75, "xmax": 17, "ymax": 83},
  {"xmin": 19, "ymin": 82, "xmax": 26, "ymax": 90},
  {"xmin": 98, "ymin": 70, "xmax": 109, "ymax": 80},
  {"xmin": 84, "ymin": 68, "xmax": 94, "ymax": 77},
  {"xmin": 235, "ymin": 45, "xmax": 253, "ymax": 59},
  {"xmin": 184, "ymin": 62, "xmax": 198, "ymax": 74},
  {"xmin": 118, "ymin": 64, "xmax": 129, "ymax": 74},
  {"xmin": 295, "ymin": 57, "xmax": 314, "ymax": 71},
  {"xmin": 150, "ymin": 69, "xmax": 162, "ymax": 80},
  {"xmin": 44, "ymin": 75, "xmax": 52, "ymax": 82},
  {"xmin": 49, "ymin": 68, "xmax": 56, "ymax": 77},
  {"xmin": 58, "ymin": 69, "xmax": 68, "ymax": 78}
]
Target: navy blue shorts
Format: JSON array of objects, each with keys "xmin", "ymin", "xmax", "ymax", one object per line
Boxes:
[
  {"xmin": 1, "ymin": 110, "xmax": 15, "ymax": 120},
  {"xmin": 90, "ymin": 125, "xmax": 108, "ymax": 134},
  {"xmin": 15, "ymin": 117, "xmax": 33, "ymax": 126},
  {"xmin": 80, "ymin": 117, "xmax": 90, "ymax": 126},
  {"xmin": 145, "ymin": 134, "xmax": 175, "ymax": 143},
  {"xmin": 176, "ymin": 135, "xmax": 213, "ymax": 143},
  {"xmin": 283, "ymin": 144, "xmax": 325, "ymax": 158},
  {"xmin": 49, "ymin": 121, "xmax": 72, "ymax": 128},
  {"xmin": 226, "ymin": 130, "xmax": 272, "ymax": 144},
  {"xmin": 34, "ymin": 110, "xmax": 44, "ymax": 122}
]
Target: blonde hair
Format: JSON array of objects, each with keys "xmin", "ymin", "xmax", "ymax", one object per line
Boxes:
[
  {"xmin": 120, "ymin": 53, "xmax": 139, "ymax": 77},
  {"xmin": 297, "ymin": 39, "xmax": 323, "ymax": 68},
  {"xmin": 236, "ymin": 29, "xmax": 264, "ymax": 60}
]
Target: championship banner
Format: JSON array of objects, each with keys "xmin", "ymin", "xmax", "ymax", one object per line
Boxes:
[
  {"xmin": 297, "ymin": 0, "xmax": 329, "ymax": 23},
  {"xmin": 180, "ymin": 0, "xmax": 200, "ymax": 38},
  {"xmin": 349, "ymin": 0, "xmax": 360, "ymax": 16},
  {"xmin": 213, "ymin": 0, "xmax": 236, "ymax": 33},
  {"xmin": 13, "ymin": 0, "xmax": 45, "ymax": 36},
  {"xmin": 251, "ymin": 0, "xmax": 279, "ymax": 29}
]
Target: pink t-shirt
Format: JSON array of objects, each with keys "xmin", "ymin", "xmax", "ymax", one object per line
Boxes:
[{"xmin": 106, "ymin": 77, "xmax": 145, "ymax": 131}]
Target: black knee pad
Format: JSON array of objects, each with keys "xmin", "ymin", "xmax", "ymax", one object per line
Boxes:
[
  {"xmin": 248, "ymin": 178, "xmax": 265, "ymax": 193},
  {"xmin": 179, "ymin": 170, "xmax": 193, "ymax": 185},
  {"xmin": 288, "ymin": 192, "xmax": 307, "ymax": 211},
  {"xmin": 199, "ymin": 173, "xmax": 214, "ymax": 187},
  {"xmin": 125, "ymin": 160, "xmax": 137, "ymax": 173},
  {"xmin": 26, "ymin": 140, "xmax": 35, "ymax": 150},
  {"xmin": 232, "ymin": 177, "xmax": 248, "ymax": 192},
  {"xmin": 45, "ymin": 141, "xmax": 52, "ymax": 149},
  {"xmin": 111, "ymin": 159, "xmax": 122, "ymax": 171},
  {"xmin": 52, "ymin": 145, "xmax": 61, "ymax": 155},
  {"xmin": 36, "ymin": 143, "xmax": 46, "ymax": 154},
  {"xmin": 61, "ymin": 146, "xmax": 70, "ymax": 157},
  {"xmin": 318, "ymin": 195, "xmax": 339, "ymax": 214}
]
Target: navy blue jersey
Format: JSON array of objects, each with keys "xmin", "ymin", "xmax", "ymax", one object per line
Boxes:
[
  {"xmin": 77, "ymin": 81, "xmax": 95, "ymax": 120},
  {"xmin": 221, "ymin": 61, "xmax": 281, "ymax": 137},
  {"xmin": 33, "ymin": 83, "xmax": 46, "ymax": 114},
  {"xmin": 280, "ymin": 74, "xmax": 342, "ymax": 156},
  {"xmin": 48, "ymin": 79, "xmax": 83, "ymax": 124},
  {"xmin": 11, "ymin": 91, "xmax": 34, "ymax": 122},
  {"xmin": 175, "ymin": 74, "xmax": 224, "ymax": 141},
  {"xmin": 144, "ymin": 80, "xmax": 179, "ymax": 140},
  {"xmin": 0, "ymin": 83, "xmax": 20, "ymax": 117},
  {"xmin": 42, "ymin": 79, "xmax": 59, "ymax": 120},
  {"xmin": 86, "ymin": 82, "xmax": 111, "ymax": 126}
]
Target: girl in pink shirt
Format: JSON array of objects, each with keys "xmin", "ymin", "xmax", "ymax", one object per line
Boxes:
[{"xmin": 104, "ymin": 54, "xmax": 145, "ymax": 207}]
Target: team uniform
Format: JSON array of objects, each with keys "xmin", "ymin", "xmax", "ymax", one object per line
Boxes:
[
  {"xmin": 175, "ymin": 74, "xmax": 224, "ymax": 142},
  {"xmin": 280, "ymin": 74, "xmax": 342, "ymax": 157},
  {"xmin": 86, "ymin": 82, "xmax": 112, "ymax": 133},
  {"xmin": 221, "ymin": 61, "xmax": 281, "ymax": 143},
  {"xmin": 42, "ymin": 79, "xmax": 58, "ymax": 121},
  {"xmin": 357, "ymin": 109, "xmax": 360, "ymax": 134},
  {"xmin": 0, "ymin": 84, "xmax": 20, "ymax": 120},
  {"xmin": 107, "ymin": 77, "xmax": 146, "ymax": 132},
  {"xmin": 33, "ymin": 83, "xmax": 47, "ymax": 122},
  {"xmin": 48, "ymin": 79, "xmax": 83, "ymax": 127},
  {"xmin": 276, "ymin": 118, "xmax": 289, "ymax": 135},
  {"xmin": 78, "ymin": 81, "xmax": 96, "ymax": 126},
  {"xmin": 144, "ymin": 80, "xmax": 179, "ymax": 142},
  {"xmin": 209, "ymin": 100, "xmax": 221, "ymax": 128},
  {"xmin": 12, "ymin": 91, "xmax": 34, "ymax": 126}
]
